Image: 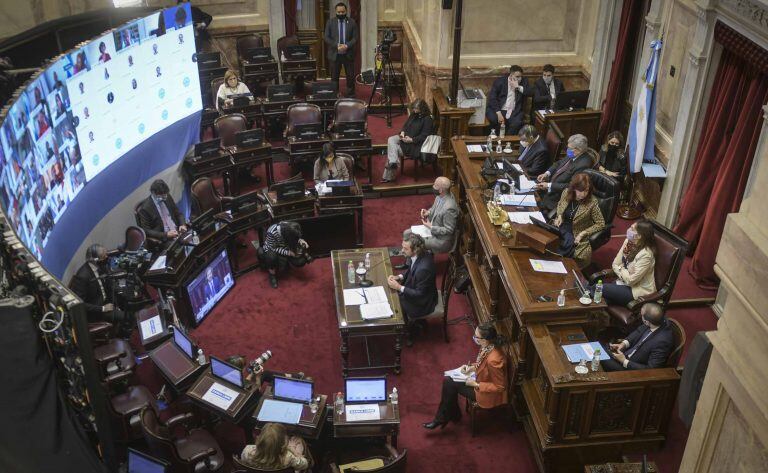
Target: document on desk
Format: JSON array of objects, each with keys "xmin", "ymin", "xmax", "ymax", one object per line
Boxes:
[
  {"xmin": 343, "ymin": 286, "xmax": 389, "ymax": 306},
  {"xmin": 315, "ymin": 182, "xmax": 332, "ymax": 195},
  {"xmin": 344, "ymin": 404, "xmax": 381, "ymax": 422},
  {"xmin": 530, "ymin": 259, "xmax": 568, "ymax": 274},
  {"xmin": 500, "ymin": 194, "xmax": 537, "ymax": 207},
  {"xmin": 508, "ymin": 211, "xmax": 546, "ymax": 225},
  {"xmin": 360, "ymin": 302, "xmax": 394, "ymax": 320},
  {"xmin": 562, "ymin": 342, "xmax": 611, "ymax": 363},
  {"xmin": 467, "ymin": 144, "xmax": 485, "ymax": 153},
  {"xmin": 202, "ymin": 382, "xmax": 240, "ymax": 411},
  {"xmin": 149, "ymin": 255, "xmax": 166, "ymax": 271},
  {"xmin": 518, "ymin": 175, "xmax": 537, "ymax": 192},
  {"xmin": 343, "ymin": 289, "xmax": 367, "ymax": 306},
  {"xmin": 139, "ymin": 315, "xmax": 162, "ymax": 341},
  {"xmin": 410, "ymin": 225, "xmax": 432, "ymax": 239},
  {"xmin": 257, "ymin": 399, "xmax": 303, "ymax": 425}
]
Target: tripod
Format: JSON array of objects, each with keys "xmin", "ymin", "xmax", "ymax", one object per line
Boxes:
[{"xmin": 367, "ymin": 53, "xmax": 405, "ymax": 127}]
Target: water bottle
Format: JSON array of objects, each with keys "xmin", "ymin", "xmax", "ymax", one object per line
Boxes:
[
  {"xmin": 486, "ymin": 133, "xmax": 493, "ymax": 154},
  {"xmin": 280, "ymin": 51, "xmax": 286, "ymax": 62},
  {"xmin": 364, "ymin": 252, "xmax": 371, "ymax": 269},
  {"xmin": 499, "ymin": 126, "xmax": 506, "ymax": 140},
  {"xmin": 191, "ymin": 230, "xmax": 199, "ymax": 245},
  {"xmin": 493, "ymin": 182, "xmax": 501, "ymax": 203},
  {"xmin": 594, "ymin": 280, "xmax": 603, "ymax": 304},
  {"xmin": 591, "ymin": 349, "xmax": 601, "ymax": 372},
  {"xmin": 335, "ymin": 392, "xmax": 344, "ymax": 415},
  {"xmin": 347, "ymin": 260, "xmax": 355, "ymax": 284},
  {"xmin": 496, "ymin": 139, "xmax": 503, "ymax": 154},
  {"xmin": 390, "ymin": 387, "xmax": 399, "ymax": 406},
  {"xmin": 490, "ymin": 128, "xmax": 497, "ymax": 140},
  {"xmin": 557, "ymin": 289, "xmax": 565, "ymax": 307},
  {"xmin": 196, "ymin": 348, "xmax": 206, "ymax": 366}
]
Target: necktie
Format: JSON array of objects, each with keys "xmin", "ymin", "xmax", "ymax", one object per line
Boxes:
[
  {"xmin": 519, "ymin": 144, "xmax": 531, "ymax": 164},
  {"xmin": 339, "ymin": 20, "xmax": 346, "ymax": 46},
  {"xmin": 551, "ymin": 158, "xmax": 572, "ymax": 182},
  {"xmin": 504, "ymin": 85, "xmax": 516, "ymax": 119},
  {"xmin": 627, "ymin": 329, "xmax": 654, "ymax": 358},
  {"xmin": 158, "ymin": 200, "xmax": 177, "ymax": 233}
]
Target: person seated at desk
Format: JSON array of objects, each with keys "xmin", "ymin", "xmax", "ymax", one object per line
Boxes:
[
  {"xmin": 598, "ymin": 131, "xmax": 627, "ymax": 181},
  {"xmin": 597, "ymin": 219, "xmax": 657, "ymax": 306},
  {"xmin": 603, "ymin": 302, "xmax": 673, "ymax": 371},
  {"xmin": 137, "ymin": 179, "xmax": 188, "ymax": 247},
  {"xmin": 216, "ymin": 69, "xmax": 252, "ymax": 111},
  {"xmin": 240, "ymin": 422, "xmax": 310, "ymax": 472},
  {"xmin": 423, "ymin": 323, "xmax": 507, "ymax": 430},
  {"xmin": 535, "ymin": 133, "xmax": 592, "ymax": 211},
  {"xmin": 258, "ymin": 221, "xmax": 312, "ymax": 289},
  {"xmin": 69, "ymin": 244, "xmax": 129, "ymax": 329},
  {"xmin": 485, "ymin": 65, "xmax": 530, "ymax": 136},
  {"xmin": 387, "ymin": 234, "xmax": 437, "ymax": 346},
  {"xmin": 517, "ymin": 125, "xmax": 551, "ymax": 177},
  {"xmin": 400, "ymin": 176, "xmax": 457, "ymax": 257},
  {"xmin": 532, "ymin": 64, "xmax": 565, "ymax": 111},
  {"xmin": 553, "ymin": 173, "xmax": 605, "ymax": 268},
  {"xmin": 382, "ymin": 99, "xmax": 434, "ymax": 183},
  {"xmin": 313, "ymin": 142, "xmax": 350, "ymax": 185},
  {"xmin": 225, "ymin": 355, "xmax": 305, "ymax": 389}
]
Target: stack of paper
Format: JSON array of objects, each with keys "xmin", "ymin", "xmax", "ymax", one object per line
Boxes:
[
  {"xmin": 530, "ymin": 259, "xmax": 568, "ymax": 274},
  {"xmin": 518, "ymin": 175, "xmax": 537, "ymax": 192},
  {"xmin": 467, "ymin": 144, "xmax": 485, "ymax": 153},
  {"xmin": 149, "ymin": 255, "xmax": 166, "ymax": 271},
  {"xmin": 508, "ymin": 211, "xmax": 546, "ymax": 225},
  {"xmin": 500, "ymin": 194, "xmax": 537, "ymax": 207},
  {"xmin": 343, "ymin": 286, "xmax": 389, "ymax": 306},
  {"xmin": 444, "ymin": 366, "xmax": 474, "ymax": 382},
  {"xmin": 410, "ymin": 225, "xmax": 432, "ymax": 239},
  {"xmin": 360, "ymin": 302, "xmax": 393, "ymax": 320}
]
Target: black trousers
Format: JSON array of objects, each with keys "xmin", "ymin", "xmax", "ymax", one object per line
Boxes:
[
  {"xmin": 485, "ymin": 108, "xmax": 523, "ymax": 136},
  {"xmin": 599, "ymin": 283, "xmax": 634, "ymax": 306},
  {"xmin": 434, "ymin": 376, "xmax": 476, "ymax": 422},
  {"xmin": 257, "ymin": 248, "xmax": 308, "ymax": 272},
  {"xmin": 330, "ymin": 53, "xmax": 355, "ymax": 95},
  {"xmin": 601, "ymin": 359, "xmax": 625, "ymax": 372}
]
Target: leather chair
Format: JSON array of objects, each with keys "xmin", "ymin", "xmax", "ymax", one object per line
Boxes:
[
  {"xmin": 139, "ymin": 407, "xmax": 225, "ymax": 473},
  {"xmin": 285, "ymin": 103, "xmax": 322, "ymax": 138},
  {"xmin": 336, "ymin": 152, "xmax": 355, "ymax": 178},
  {"xmin": 214, "ymin": 113, "xmax": 248, "ymax": 147},
  {"xmin": 276, "ymin": 35, "xmax": 300, "ymax": 60},
  {"xmin": 236, "ymin": 35, "xmax": 264, "ymax": 60},
  {"xmin": 544, "ymin": 122, "xmax": 563, "ymax": 160},
  {"xmin": 93, "ymin": 336, "xmax": 136, "ymax": 379},
  {"xmin": 134, "ymin": 201, "xmax": 164, "ymax": 251},
  {"xmin": 581, "ymin": 168, "xmax": 619, "ymax": 252},
  {"xmin": 211, "ymin": 77, "xmax": 225, "ymax": 110},
  {"xmin": 329, "ymin": 98, "xmax": 368, "ymax": 134},
  {"xmin": 410, "ymin": 249, "xmax": 456, "ymax": 343},
  {"xmin": 589, "ymin": 220, "xmax": 689, "ymax": 332},
  {"xmin": 103, "ymin": 370, "xmax": 158, "ymax": 442},
  {"xmin": 191, "ymin": 177, "xmax": 234, "ymax": 217},
  {"xmin": 666, "ymin": 317, "xmax": 686, "ymax": 369},
  {"xmin": 330, "ymin": 445, "xmax": 407, "ymax": 473},
  {"xmin": 123, "ymin": 226, "xmax": 146, "ymax": 252},
  {"xmin": 232, "ymin": 454, "xmax": 293, "ymax": 473}
]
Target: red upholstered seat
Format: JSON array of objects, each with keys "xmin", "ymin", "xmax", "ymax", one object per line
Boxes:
[
  {"xmin": 214, "ymin": 113, "xmax": 247, "ymax": 147},
  {"xmin": 111, "ymin": 385, "xmax": 155, "ymax": 416}
]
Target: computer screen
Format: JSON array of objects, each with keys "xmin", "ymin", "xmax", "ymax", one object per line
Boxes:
[
  {"xmin": 273, "ymin": 377, "xmax": 313, "ymax": 403},
  {"xmin": 210, "ymin": 356, "xmax": 243, "ymax": 388},
  {"xmin": 128, "ymin": 448, "xmax": 169, "ymax": 473},
  {"xmin": 185, "ymin": 248, "xmax": 235, "ymax": 325},
  {"xmin": 345, "ymin": 377, "xmax": 387, "ymax": 403},
  {"xmin": 172, "ymin": 326, "xmax": 194, "ymax": 359}
]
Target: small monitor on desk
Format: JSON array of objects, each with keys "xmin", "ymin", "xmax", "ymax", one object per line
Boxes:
[
  {"xmin": 345, "ymin": 377, "xmax": 387, "ymax": 404},
  {"xmin": 246, "ymin": 47, "xmax": 272, "ymax": 63},
  {"xmin": 195, "ymin": 138, "xmax": 221, "ymax": 158},
  {"xmin": 210, "ymin": 356, "xmax": 244, "ymax": 388},
  {"xmin": 196, "ymin": 52, "xmax": 221, "ymax": 69},
  {"xmin": 273, "ymin": 376, "xmax": 313, "ymax": 403},
  {"xmin": 310, "ymin": 81, "xmax": 337, "ymax": 96},
  {"xmin": 172, "ymin": 326, "xmax": 195, "ymax": 360},
  {"xmin": 293, "ymin": 123, "xmax": 322, "ymax": 141},
  {"xmin": 185, "ymin": 248, "xmax": 235, "ymax": 325},
  {"xmin": 327, "ymin": 180, "xmax": 354, "ymax": 196},
  {"xmin": 128, "ymin": 448, "xmax": 169, "ymax": 473},
  {"xmin": 229, "ymin": 93, "xmax": 252, "ymax": 107},
  {"xmin": 336, "ymin": 120, "xmax": 366, "ymax": 137},
  {"xmin": 285, "ymin": 45, "xmax": 310, "ymax": 60},
  {"xmin": 236, "ymin": 128, "xmax": 264, "ymax": 148},
  {"xmin": 267, "ymin": 84, "xmax": 294, "ymax": 102},
  {"xmin": 190, "ymin": 208, "xmax": 216, "ymax": 234},
  {"xmin": 271, "ymin": 179, "xmax": 306, "ymax": 201},
  {"xmin": 554, "ymin": 90, "xmax": 590, "ymax": 111}
]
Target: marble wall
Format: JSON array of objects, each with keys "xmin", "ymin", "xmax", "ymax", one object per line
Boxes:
[{"xmin": 0, "ymin": 0, "xmax": 112, "ymax": 40}]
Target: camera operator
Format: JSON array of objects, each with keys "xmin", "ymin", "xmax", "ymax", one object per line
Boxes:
[{"xmin": 69, "ymin": 244, "xmax": 129, "ymax": 327}]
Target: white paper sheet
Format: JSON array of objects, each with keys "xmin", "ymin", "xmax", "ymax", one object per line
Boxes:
[
  {"xmin": 512, "ymin": 163, "xmax": 524, "ymax": 173},
  {"xmin": 139, "ymin": 315, "xmax": 162, "ymax": 341},
  {"xmin": 149, "ymin": 255, "xmax": 166, "ymax": 271},
  {"xmin": 410, "ymin": 225, "xmax": 432, "ymax": 239},
  {"xmin": 530, "ymin": 259, "xmax": 568, "ymax": 274},
  {"xmin": 508, "ymin": 211, "xmax": 546, "ymax": 225},
  {"xmin": 257, "ymin": 399, "xmax": 303, "ymax": 425},
  {"xmin": 344, "ymin": 403, "xmax": 381, "ymax": 422},
  {"xmin": 201, "ymin": 382, "xmax": 240, "ymax": 411},
  {"xmin": 343, "ymin": 289, "xmax": 367, "ymax": 306},
  {"xmin": 467, "ymin": 144, "xmax": 485, "ymax": 153},
  {"xmin": 343, "ymin": 286, "xmax": 389, "ymax": 306},
  {"xmin": 518, "ymin": 175, "xmax": 537, "ymax": 192},
  {"xmin": 444, "ymin": 366, "xmax": 475, "ymax": 382},
  {"xmin": 360, "ymin": 302, "xmax": 394, "ymax": 320},
  {"xmin": 500, "ymin": 194, "xmax": 537, "ymax": 207},
  {"xmin": 363, "ymin": 286, "xmax": 388, "ymax": 304}
]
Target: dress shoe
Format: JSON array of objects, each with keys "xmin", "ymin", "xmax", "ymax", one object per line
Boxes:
[
  {"xmin": 422, "ymin": 420, "xmax": 448, "ymax": 430},
  {"xmin": 393, "ymin": 263, "xmax": 408, "ymax": 270},
  {"xmin": 268, "ymin": 273, "xmax": 278, "ymax": 289}
]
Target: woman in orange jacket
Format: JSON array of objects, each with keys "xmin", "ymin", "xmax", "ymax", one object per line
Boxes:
[{"xmin": 423, "ymin": 323, "xmax": 508, "ymax": 430}]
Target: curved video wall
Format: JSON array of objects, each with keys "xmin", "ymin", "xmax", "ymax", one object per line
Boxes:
[{"xmin": 0, "ymin": 4, "xmax": 202, "ymax": 275}]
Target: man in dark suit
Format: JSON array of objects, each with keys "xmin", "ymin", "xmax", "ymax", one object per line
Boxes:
[
  {"xmin": 532, "ymin": 64, "xmax": 565, "ymax": 111},
  {"xmin": 517, "ymin": 125, "xmax": 551, "ymax": 177},
  {"xmin": 323, "ymin": 2, "xmax": 358, "ymax": 97},
  {"xmin": 69, "ymin": 244, "xmax": 128, "ymax": 327},
  {"xmin": 485, "ymin": 65, "xmax": 530, "ymax": 136},
  {"xmin": 137, "ymin": 179, "xmax": 188, "ymax": 246},
  {"xmin": 535, "ymin": 134, "xmax": 592, "ymax": 211},
  {"xmin": 603, "ymin": 303, "xmax": 674, "ymax": 371},
  {"xmin": 387, "ymin": 234, "xmax": 437, "ymax": 346},
  {"xmin": 202, "ymin": 267, "xmax": 222, "ymax": 303}
]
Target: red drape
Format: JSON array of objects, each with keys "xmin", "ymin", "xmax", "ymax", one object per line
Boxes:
[
  {"xmin": 598, "ymin": 0, "xmax": 645, "ymax": 142},
  {"xmin": 673, "ymin": 48, "xmax": 768, "ymax": 288},
  {"xmin": 284, "ymin": 0, "xmax": 297, "ymax": 36}
]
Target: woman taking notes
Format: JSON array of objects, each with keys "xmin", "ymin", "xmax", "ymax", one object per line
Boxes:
[
  {"xmin": 216, "ymin": 69, "xmax": 251, "ymax": 111},
  {"xmin": 553, "ymin": 173, "xmax": 605, "ymax": 268},
  {"xmin": 600, "ymin": 219, "xmax": 657, "ymax": 306},
  {"xmin": 313, "ymin": 142, "xmax": 350, "ymax": 184}
]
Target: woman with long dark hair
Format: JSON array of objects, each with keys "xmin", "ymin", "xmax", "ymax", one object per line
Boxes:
[
  {"xmin": 599, "ymin": 219, "xmax": 657, "ymax": 306},
  {"xmin": 382, "ymin": 98, "xmax": 433, "ymax": 183},
  {"xmin": 313, "ymin": 141, "xmax": 350, "ymax": 184},
  {"xmin": 257, "ymin": 221, "xmax": 312, "ymax": 288}
]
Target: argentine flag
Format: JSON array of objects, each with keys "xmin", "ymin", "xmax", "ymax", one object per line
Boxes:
[{"xmin": 628, "ymin": 39, "xmax": 663, "ymax": 174}]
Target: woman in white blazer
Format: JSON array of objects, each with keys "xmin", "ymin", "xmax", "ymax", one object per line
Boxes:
[{"xmin": 600, "ymin": 219, "xmax": 657, "ymax": 306}]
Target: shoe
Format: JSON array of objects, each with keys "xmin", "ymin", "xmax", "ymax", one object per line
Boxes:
[
  {"xmin": 381, "ymin": 178, "xmax": 392, "ymax": 183},
  {"xmin": 422, "ymin": 420, "xmax": 448, "ymax": 430},
  {"xmin": 268, "ymin": 273, "xmax": 278, "ymax": 289},
  {"xmin": 393, "ymin": 263, "xmax": 407, "ymax": 270}
]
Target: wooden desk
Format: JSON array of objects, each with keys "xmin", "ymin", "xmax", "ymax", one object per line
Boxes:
[
  {"xmin": 523, "ymin": 323, "xmax": 679, "ymax": 472},
  {"xmin": 228, "ymin": 142, "xmax": 274, "ymax": 190},
  {"xmin": 534, "ymin": 109, "xmax": 601, "ymax": 158},
  {"xmin": 186, "ymin": 368, "xmax": 261, "ymax": 424},
  {"xmin": 265, "ymin": 190, "xmax": 316, "ymax": 221},
  {"xmin": 317, "ymin": 183, "xmax": 364, "ymax": 247},
  {"xmin": 584, "ymin": 462, "xmax": 659, "ymax": 473},
  {"xmin": 252, "ymin": 386, "xmax": 328, "ymax": 440},
  {"xmin": 333, "ymin": 401, "xmax": 401, "ymax": 448},
  {"xmin": 331, "ymin": 248, "xmax": 405, "ymax": 377},
  {"xmin": 330, "ymin": 133, "xmax": 374, "ymax": 183},
  {"xmin": 184, "ymin": 151, "xmax": 234, "ymax": 193},
  {"xmin": 287, "ymin": 136, "xmax": 328, "ymax": 168},
  {"xmin": 220, "ymin": 100, "xmax": 264, "ymax": 126},
  {"xmin": 149, "ymin": 338, "xmax": 207, "ymax": 393},
  {"xmin": 215, "ymin": 204, "xmax": 272, "ymax": 275},
  {"xmin": 241, "ymin": 59, "xmax": 279, "ymax": 88},
  {"xmin": 280, "ymin": 58, "xmax": 317, "ymax": 88},
  {"xmin": 453, "ymin": 135, "xmax": 521, "ymax": 198}
]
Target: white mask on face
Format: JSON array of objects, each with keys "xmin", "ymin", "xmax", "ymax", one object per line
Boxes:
[{"xmin": 543, "ymin": 76, "xmax": 552, "ymax": 85}]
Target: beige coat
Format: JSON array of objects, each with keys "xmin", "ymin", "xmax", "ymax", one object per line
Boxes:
[
  {"xmin": 555, "ymin": 191, "xmax": 605, "ymax": 268},
  {"xmin": 611, "ymin": 239, "xmax": 657, "ymax": 299},
  {"xmin": 313, "ymin": 156, "xmax": 350, "ymax": 183}
]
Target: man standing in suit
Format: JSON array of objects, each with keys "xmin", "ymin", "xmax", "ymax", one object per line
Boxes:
[
  {"xmin": 535, "ymin": 134, "xmax": 592, "ymax": 211},
  {"xmin": 69, "ymin": 244, "xmax": 128, "ymax": 328},
  {"xmin": 387, "ymin": 234, "xmax": 438, "ymax": 346},
  {"xmin": 137, "ymin": 179, "xmax": 188, "ymax": 247},
  {"xmin": 401, "ymin": 177, "xmax": 457, "ymax": 256},
  {"xmin": 603, "ymin": 303, "xmax": 674, "ymax": 371},
  {"xmin": 517, "ymin": 125, "xmax": 552, "ymax": 177},
  {"xmin": 532, "ymin": 64, "xmax": 565, "ymax": 111},
  {"xmin": 485, "ymin": 65, "xmax": 529, "ymax": 136},
  {"xmin": 323, "ymin": 2, "xmax": 358, "ymax": 97}
]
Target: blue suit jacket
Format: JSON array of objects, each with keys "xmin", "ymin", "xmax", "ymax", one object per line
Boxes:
[{"xmin": 399, "ymin": 252, "xmax": 438, "ymax": 319}]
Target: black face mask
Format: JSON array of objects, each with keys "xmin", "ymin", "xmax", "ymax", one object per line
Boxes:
[
  {"xmin": 608, "ymin": 144, "xmax": 620, "ymax": 151},
  {"xmin": 337, "ymin": 13, "xmax": 346, "ymax": 20},
  {"xmin": 432, "ymin": 188, "xmax": 441, "ymax": 196}
]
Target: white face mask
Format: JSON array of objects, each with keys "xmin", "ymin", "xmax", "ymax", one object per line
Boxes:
[
  {"xmin": 519, "ymin": 140, "xmax": 529, "ymax": 148},
  {"xmin": 543, "ymin": 76, "xmax": 552, "ymax": 85}
]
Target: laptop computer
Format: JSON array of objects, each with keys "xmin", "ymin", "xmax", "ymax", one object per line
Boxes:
[
  {"xmin": 327, "ymin": 180, "xmax": 354, "ymax": 196},
  {"xmin": 529, "ymin": 216, "xmax": 562, "ymax": 238},
  {"xmin": 572, "ymin": 269, "xmax": 588, "ymax": 298},
  {"xmin": 267, "ymin": 84, "xmax": 294, "ymax": 102},
  {"xmin": 245, "ymin": 47, "xmax": 272, "ymax": 63},
  {"xmin": 293, "ymin": 123, "xmax": 323, "ymax": 141},
  {"xmin": 172, "ymin": 326, "xmax": 195, "ymax": 360},
  {"xmin": 285, "ymin": 45, "xmax": 310, "ymax": 60},
  {"xmin": 229, "ymin": 93, "xmax": 252, "ymax": 107},
  {"xmin": 235, "ymin": 128, "xmax": 264, "ymax": 148},
  {"xmin": 128, "ymin": 448, "xmax": 170, "ymax": 473},
  {"xmin": 209, "ymin": 355, "xmax": 244, "ymax": 389},
  {"xmin": 554, "ymin": 90, "xmax": 590, "ymax": 111},
  {"xmin": 459, "ymin": 81, "xmax": 479, "ymax": 100},
  {"xmin": 337, "ymin": 120, "xmax": 366, "ymax": 137},
  {"xmin": 273, "ymin": 376, "xmax": 313, "ymax": 403},
  {"xmin": 194, "ymin": 138, "xmax": 221, "ymax": 158},
  {"xmin": 345, "ymin": 377, "xmax": 387, "ymax": 404},
  {"xmin": 310, "ymin": 81, "xmax": 338, "ymax": 96}
]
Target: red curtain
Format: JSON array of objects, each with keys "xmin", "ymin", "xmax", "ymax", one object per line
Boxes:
[
  {"xmin": 673, "ymin": 47, "xmax": 768, "ymax": 288},
  {"xmin": 284, "ymin": 0, "xmax": 297, "ymax": 36},
  {"xmin": 598, "ymin": 0, "xmax": 645, "ymax": 142}
]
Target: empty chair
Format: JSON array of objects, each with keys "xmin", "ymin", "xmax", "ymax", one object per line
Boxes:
[
  {"xmin": 214, "ymin": 113, "xmax": 248, "ymax": 147},
  {"xmin": 191, "ymin": 177, "xmax": 234, "ymax": 217},
  {"xmin": 285, "ymin": 103, "xmax": 322, "ymax": 138},
  {"xmin": 236, "ymin": 35, "xmax": 265, "ymax": 60},
  {"xmin": 276, "ymin": 35, "xmax": 300, "ymax": 60},
  {"xmin": 544, "ymin": 122, "xmax": 563, "ymax": 160},
  {"xmin": 330, "ymin": 98, "xmax": 368, "ymax": 134},
  {"xmin": 103, "ymin": 370, "xmax": 158, "ymax": 442},
  {"xmin": 581, "ymin": 168, "xmax": 619, "ymax": 252},
  {"xmin": 330, "ymin": 445, "xmax": 407, "ymax": 473}
]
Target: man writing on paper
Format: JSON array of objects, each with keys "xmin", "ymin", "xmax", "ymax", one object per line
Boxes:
[
  {"xmin": 387, "ymin": 234, "xmax": 437, "ymax": 346},
  {"xmin": 137, "ymin": 179, "xmax": 188, "ymax": 249},
  {"xmin": 603, "ymin": 303, "xmax": 674, "ymax": 371},
  {"xmin": 400, "ymin": 177, "xmax": 457, "ymax": 263}
]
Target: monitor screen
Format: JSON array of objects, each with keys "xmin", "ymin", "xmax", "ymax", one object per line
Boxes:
[
  {"xmin": 172, "ymin": 326, "xmax": 194, "ymax": 359},
  {"xmin": 128, "ymin": 448, "xmax": 169, "ymax": 473},
  {"xmin": 345, "ymin": 377, "xmax": 387, "ymax": 403},
  {"xmin": 210, "ymin": 356, "xmax": 243, "ymax": 388},
  {"xmin": 273, "ymin": 377, "xmax": 313, "ymax": 403},
  {"xmin": 185, "ymin": 248, "xmax": 235, "ymax": 325}
]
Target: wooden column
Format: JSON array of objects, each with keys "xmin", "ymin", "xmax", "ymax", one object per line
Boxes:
[{"xmin": 431, "ymin": 86, "xmax": 473, "ymax": 188}]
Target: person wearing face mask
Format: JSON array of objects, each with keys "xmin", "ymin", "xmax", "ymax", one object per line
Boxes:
[
  {"xmin": 532, "ymin": 64, "xmax": 565, "ymax": 111},
  {"xmin": 382, "ymin": 99, "xmax": 434, "ymax": 183},
  {"xmin": 553, "ymin": 173, "xmax": 605, "ymax": 268},
  {"xmin": 486, "ymin": 65, "xmax": 530, "ymax": 136},
  {"xmin": 423, "ymin": 323, "xmax": 507, "ymax": 430},
  {"xmin": 399, "ymin": 176, "xmax": 458, "ymax": 257},
  {"xmin": 603, "ymin": 302, "xmax": 673, "ymax": 371},
  {"xmin": 598, "ymin": 131, "xmax": 627, "ymax": 180},
  {"xmin": 597, "ymin": 219, "xmax": 657, "ymax": 307},
  {"xmin": 69, "ymin": 244, "xmax": 128, "ymax": 326},
  {"xmin": 216, "ymin": 70, "xmax": 252, "ymax": 111},
  {"xmin": 313, "ymin": 142, "xmax": 350, "ymax": 184},
  {"xmin": 137, "ymin": 179, "xmax": 188, "ymax": 247},
  {"xmin": 324, "ymin": 2, "xmax": 359, "ymax": 97},
  {"xmin": 535, "ymin": 134, "xmax": 593, "ymax": 211},
  {"xmin": 517, "ymin": 125, "xmax": 551, "ymax": 177}
]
